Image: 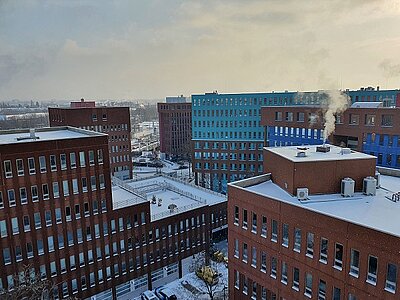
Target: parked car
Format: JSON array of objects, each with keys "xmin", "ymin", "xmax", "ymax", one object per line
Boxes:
[
  {"xmin": 154, "ymin": 286, "xmax": 177, "ymax": 300},
  {"xmin": 141, "ymin": 290, "xmax": 159, "ymax": 300}
]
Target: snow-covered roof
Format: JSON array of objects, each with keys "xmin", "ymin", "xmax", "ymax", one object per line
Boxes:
[
  {"xmin": 231, "ymin": 174, "xmax": 400, "ymax": 238},
  {"xmin": 350, "ymin": 101, "xmax": 383, "ymax": 108},
  {"xmin": 0, "ymin": 126, "xmax": 105, "ymax": 145},
  {"xmin": 266, "ymin": 144, "xmax": 375, "ymax": 163},
  {"xmin": 112, "ymin": 175, "xmax": 226, "ymax": 221}
]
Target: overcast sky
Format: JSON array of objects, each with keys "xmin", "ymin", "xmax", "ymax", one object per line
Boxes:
[{"xmin": 1, "ymin": 0, "xmax": 400, "ymax": 101}]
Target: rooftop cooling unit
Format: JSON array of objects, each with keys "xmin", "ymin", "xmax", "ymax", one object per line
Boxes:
[
  {"xmin": 374, "ymin": 172, "xmax": 381, "ymax": 189},
  {"xmin": 341, "ymin": 177, "xmax": 355, "ymax": 197},
  {"xmin": 363, "ymin": 177, "xmax": 377, "ymax": 196},
  {"xmin": 297, "ymin": 188, "xmax": 309, "ymax": 201}
]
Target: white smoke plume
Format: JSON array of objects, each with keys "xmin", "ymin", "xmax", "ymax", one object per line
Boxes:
[{"xmin": 321, "ymin": 90, "xmax": 350, "ymax": 143}]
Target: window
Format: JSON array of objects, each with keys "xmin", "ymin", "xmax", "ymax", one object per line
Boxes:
[
  {"xmin": 382, "ymin": 114, "xmax": 393, "ymax": 127},
  {"xmin": 8, "ymin": 189, "xmax": 16, "ymax": 207},
  {"xmin": 334, "ymin": 243, "xmax": 343, "ymax": 270},
  {"xmin": 99, "ymin": 174, "xmax": 105, "ymax": 189},
  {"xmin": 271, "ymin": 220, "xmax": 278, "ymax": 242},
  {"xmin": 251, "ymin": 246, "xmax": 257, "ymax": 267},
  {"xmin": 348, "ymin": 294, "xmax": 356, "ymax": 300},
  {"xmin": 16, "ymin": 159, "xmax": 24, "ymax": 176},
  {"xmin": 275, "ymin": 111, "xmax": 282, "ymax": 121},
  {"xmin": 60, "ymin": 154, "xmax": 67, "ymax": 170},
  {"xmin": 4, "ymin": 160, "xmax": 12, "ymax": 178},
  {"xmin": 19, "ymin": 187, "xmax": 27, "ymax": 204},
  {"xmin": 242, "ymin": 243, "xmax": 248, "ymax": 263},
  {"xmin": 286, "ymin": 112, "xmax": 293, "ymax": 121},
  {"xmin": 305, "ymin": 273, "xmax": 313, "ymax": 298},
  {"xmin": 365, "ymin": 114, "xmax": 375, "ymax": 126},
  {"xmin": 293, "ymin": 267, "xmax": 300, "ymax": 290},
  {"xmin": 294, "ymin": 228, "xmax": 301, "ymax": 252},
  {"xmin": 40, "ymin": 265, "xmax": 46, "ymax": 280},
  {"xmin": 97, "ymin": 149, "xmax": 103, "ymax": 164},
  {"xmin": 45, "ymin": 210, "xmax": 52, "ymax": 226},
  {"xmin": 281, "ymin": 262, "xmax": 288, "ymax": 284},
  {"xmin": 39, "ymin": 156, "xmax": 46, "ymax": 173},
  {"xmin": 333, "ymin": 287, "xmax": 341, "ymax": 300},
  {"xmin": 89, "ymin": 150, "xmax": 95, "ymax": 165},
  {"xmin": 242, "ymin": 209, "xmax": 248, "ymax": 229},
  {"xmin": 72, "ymin": 179, "xmax": 79, "ymax": 194},
  {"xmin": 234, "ymin": 239, "xmax": 239, "ymax": 258},
  {"xmin": 367, "ymin": 255, "xmax": 378, "ymax": 285},
  {"xmin": 271, "ymin": 257, "xmax": 277, "ymax": 278},
  {"xmin": 31, "ymin": 186, "xmax": 38, "ymax": 202},
  {"xmin": 385, "ymin": 263, "xmax": 397, "ymax": 293},
  {"xmin": 234, "ymin": 270, "xmax": 239, "ymax": 289},
  {"xmin": 48, "ymin": 236, "xmax": 54, "ymax": 252},
  {"xmin": 350, "ymin": 249, "xmax": 359, "ymax": 277},
  {"xmin": 252, "ymin": 212, "xmax": 257, "ymax": 233},
  {"xmin": 251, "ymin": 281, "xmax": 257, "ymax": 299},
  {"xmin": 349, "ymin": 114, "xmax": 359, "ymax": 125},
  {"xmin": 0, "ymin": 220, "xmax": 7, "ymax": 237},
  {"xmin": 37, "ymin": 239, "xmax": 44, "ymax": 255},
  {"xmin": 282, "ymin": 223, "xmax": 289, "ymax": 247},
  {"xmin": 318, "ymin": 280, "xmax": 326, "ymax": 300},
  {"xmin": 28, "ymin": 157, "xmax": 35, "ymax": 174},
  {"xmin": 42, "ymin": 184, "xmax": 49, "ymax": 200},
  {"xmin": 306, "ymin": 232, "xmax": 314, "ymax": 257},
  {"xmin": 0, "ymin": 191, "xmax": 3, "ymax": 209},
  {"xmin": 261, "ymin": 252, "xmax": 267, "ymax": 273},
  {"xmin": 60, "ymin": 258, "xmax": 66, "ymax": 273},
  {"xmin": 65, "ymin": 206, "xmax": 71, "ymax": 221},
  {"xmin": 70, "ymin": 153, "xmax": 76, "ymax": 168},
  {"xmin": 11, "ymin": 217, "xmax": 19, "ymax": 235},
  {"xmin": 53, "ymin": 182, "xmax": 59, "ymax": 198},
  {"xmin": 261, "ymin": 216, "xmax": 267, "ymax": 237},
  {"xmin": 34, "ymin": 212, "xmax": 41, "ymax": 229},
  {"xmin": 234, "ymin": 206, "xmax": 239, "ymax": 225},
  {"xmin": 243, "ymin": 276, "xmax": 248, "ymax": 295},
  {"xmin": 82, "ymin": 177, "xmax": 88, "ymax": 192},
  {"xmin": 3, "ymin": 248, "xmax": 11, "ymax": 264},
  {"xmin": 63, "ymin": 180, "xmax": 69, "ymax": 196},
  {"xmin": 50, "ymin": 155, "xmax": 57, "ymax": 171},
  {"xmin": 91, "ymin": 176, "xmax": 96, "ymax": 190},
  {"xmin": 297, "ymin": 112, "xmax": 305, "ymax": 122},
  {"xmin": 320, "ymin": 238, "xmax": 328, "ymax": 263},
  {"xmin": 79, "ymin": 151, "xmax": 85, "ymax": 167}
]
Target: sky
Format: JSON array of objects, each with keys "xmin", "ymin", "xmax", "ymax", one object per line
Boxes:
[{"xmin": 1, "ymin": 0, "xmax": 400, "ymax": 101}]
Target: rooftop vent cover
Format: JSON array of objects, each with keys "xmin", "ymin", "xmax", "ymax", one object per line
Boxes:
[
  {"xmin": 363, "ymin": 177, "xmax": 377, "ymax": 196},
  {"xmin": 297, "ymin": 188, "xmax": 309, "ymax": 201},
  {"xmin": 340, "ymin": 148, "xmax": 352, "ymax": 155},
  {"xmin": 341, "ymin": 177, "xmax": 355, "ymax": 197},
  {"xmin": 316, "ymin": 145, "xmax": 330, "ymax": 153},
  {"xmin": 374, "ymin": 172, "xmax": 381, "ymax": 189}
]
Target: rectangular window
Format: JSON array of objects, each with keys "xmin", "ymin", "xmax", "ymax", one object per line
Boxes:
[
  {"xmin": 39, "ymin": 156, "xmax": 46, "ymax": 173},
  {"xmin": 305, "ymin": 272, "xmax": 313, "ymax": 297},
  {"xmin": 385, "ymin": 263, "xmax": 397, "ymax": 293},
  {"xmin": 97, "ymin": 149, "xmax": 103, "ymax": 164},
  {"xmin": 281, "ymin": 261, "xmax": 288, "ymax": 284},
  {"xmin": 63, "ymin": 180, "xmax": 69, "ymax": 196},
  {"xmin": 34, "ymin": 212, "xmax": 41, "ymax": 229},
  {"xmin": 48, "ymin": 236, "xmax": 54, "ymax": 252},
  {"xmin": 50, "ymin": 155, "xmax": 57, "ymax": 171},
  {"xmin": 234, "ymin": 270, "xmax": 239, "ymax": 289},
  {"xmin": 65, "ymin": 206, "xmax": 71, "ymax": 221},
  {"xmin": 0, "ymin": 191, "xmax": 3, "ymax": 209},
  {"xmin": 0, "ymin": 220, "xmax": 7, "ymax": 237},
  {"xmin": 251, "ymin": 246, "xmax": 257, "ymax": 267},
  {"xmin": 294, "ymin": 228, "xmax": 301, "ymax": 252},
  {"xmin": 234, "ymin": 206, "xmax": 239, "ymax": 225},
  {"xmin": 350, "ymin": 249, "xmax": 360, "ymax": 277},
  {"xmin": 31, "ymin": 186, "xmax": 38, "ymax": 202},
  {"xmin": 4, "ymin": 160, "xmax": 12, "ymax": 178},
  {"xmin": 252, "ymin": 212, "xmax": 257, "ymax": 233},
  {"xmin": 367, "ymin": 255, "xmax": 378, "ymax": 285},
  {"xmin": 242, "ymin": 209, "xmax": 248, "ymax": 229},
  {"xmin": 28, "ymin": 158, "xmax": 35, "ymax": 175},
  {"xmin": 11, "ymin": 217, "xmax": 19, "ymax": 235},
  {"xmin": 282, "ymin": 223, "xmax": 289, "ymax": 247},
  {"xmin": 334, "ymin": 243, "xmax": 343, "ymax": 270},
  {"xmin": 271, "ymin": 257, "xmax": 277, "ymax": 278},
  {"xmin": 320, "ymin": 238, "xmax": 328, "ymax": 263},
  {"xmin": 60, "ymin": 154, "xmax": 67, "ymax": 170},
  {"xmin": 58, "ymin": 234, "xmax": 64, "ymax": 249},
  {"xmin": 42, "ymin": 184, "xmax": 49, "ymax": 200},
  {"xmin": 349, "ymin": 114, "xmax": 359, "ymax": 125},
  {"xmin": 19, "ymin": 187, "xmax": 27, "ymax": 204},
  {"xmin": 297, "ymin": 112, "xmax": 305, "ymax": 122},
  {"xmin": 365, "ymin": 114, "xmax": 376, "ymax": 126},
  {"xmin": 306, "ymin": 232, "xmax": 314, "ymax": 258},
  {"xmin": 55, "ymin": 208, "xmax": 61, "ymax": 224},
  {"xmin": 72, "ymin": 179, "xmax": 79, "ymax": 194},
  {"xmin": 89, "ymin": 150, "xmax": 95, "ymax": 166},
  {"xmin": 293, "ymin": 267, "xmax": 300, "ymax": 290},
  {"xmin": 79, "ymin": 151, "xmax": 85, "ymax": 167},
  {"xmin": 3, "ymin": 248, "xmax": 11, "ymax": 264},
  {"xmin": 261, "ymin": 215, "xmax": 267, "ymax": 237},
  {"xmin": 82, "ymin": 177, "xmax": 88, "ymax": 192},
  {"xmin": 243, "ymin": 276, "xmax": 248, "ymax": 295},
  {"xmin": 8, "ymin": 189, "xmax": 16, "ymax": 207},
  {"xmin": 318, "ymin": 280, "xmax": 326, "ymax": 300},
  {"xmin": 53, "ymin": 182, "xmax": 59, "ymax": 198},
  {"xmin": 382, "ymin": 114, "xmax": 393, "ymax": 127},
  {"xmin": 275, "ymin": 111, "xmax": 282, "ymax": 121},
  {"xmin": 90, "ymin": 176, "xmax": 96, "ymax": 190},
  {"xmin": 45, "ymin": 210, "xmax": 52, "ymax": 226},
  {"xmin": 333, "ymin": 287, "xmax": 341, "ymax": 300},
  {"xmin": 70, "ymin": 152, "xmax": 76, "ymax": 168},
  {"xmin": 242, "ymin": 243, "xmax": 248, "ymax": 263},
  {"xmin": 261, "ymin": 252, "xmax": 267, "ymax": 273},
  {"xmin": 234, "ymin": 239, "xmax": 239, "ymax": 258},
  {"xmin": 99, "ymin": 174, "xmax": 105, "ymax": 189},
  {"xmin": 16, "ymin": 159, "xmax": 24, "ymax": 176},
  {"xmin": 271, "ymin": 220, "xmax": 278, "ymax": 242}
]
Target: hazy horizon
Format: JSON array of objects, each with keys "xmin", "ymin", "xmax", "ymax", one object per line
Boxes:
[{"xmin": 1, "ymin": 0, "xmax": 400, "ymax": 101}]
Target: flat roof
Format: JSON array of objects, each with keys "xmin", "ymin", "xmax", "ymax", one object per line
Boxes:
[
  {"xmin": 0, "ymin": 126, "xmax": 106, "ymax": 145},
  {"xmin": 266, "ymin": 145, "xmax": 375, "ymax": 163},
  {"xmin": 112, "ymin": 175, "xmax": 226, "ymax": 221},
  {"xmin": 231, "ymin": 174, "xmax": 400, "ymax": 238}
]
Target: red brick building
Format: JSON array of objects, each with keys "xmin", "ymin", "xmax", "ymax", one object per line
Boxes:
[
  {"xmin": 228, "ymin": 144, "xmax": 400, "ymax": 299},
  {"xmin": 0, "ymin": 126, "xmax": 227, "ymax": 299},
  {"xmin": 158, "ymin": 96, "xmax": 191, "ymax": 160},
  {"xmin": 48, "ymin": 99, "xmax": 132, "ymax": 179}
]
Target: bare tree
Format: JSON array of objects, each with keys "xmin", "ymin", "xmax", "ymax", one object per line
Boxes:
[{"xmin": 0, "ymin": 264, "xmax": 77, "ymax": 300}]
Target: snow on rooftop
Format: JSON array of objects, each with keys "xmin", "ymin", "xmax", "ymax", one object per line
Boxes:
[
  {"xmin": 0, "ymin": 126, "xmax": 104, "ymax": 145},
  {"xmin": 236, "ymin": 174, "xmax": 400, "ymax": 238},
  {"xmin": 112, "ymin": 175, "xmax": 226, "ymax": 221},
  {"xmin": 266, "ymin": 144, "xmax": 375, "ymax": 162}
]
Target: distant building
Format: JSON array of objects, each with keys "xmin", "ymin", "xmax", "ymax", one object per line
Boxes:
[
  {"xmin": 261, "ymin": 104, "xmax": 400, "ymax": 169},
  {"xmin": 158, "ymin": 96, "xmax": 191, "ymax": 160},
  {"xmin": 0, "ymin": 127, "xmax": 227, "ymax": 299},
  {"xmin": 192, "ymin": 88, "xmax": 400, "ymax": 193},
  {"xmin": 228, "ymin": 144, "xmax": 400, "ymax": 299},
  {"xmin": 48, "ymin": 99, "xmax": 132, "ymax": 179}
]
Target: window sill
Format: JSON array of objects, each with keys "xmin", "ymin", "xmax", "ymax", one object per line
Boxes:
[
  {"xmin": 349, "ymin": 272, "xmax": 359, "ymax": 278},
  {"xmin": 319, "ymin": 259, "xmax": 327, "ymax": 265},
  {"xmin": 304, "ymin": 292, "xmax": 312, "ymax": 299},
  {"xmin": 292, "ymin": 286, "xmax": 299, "ymax": 292},
  {"xmin": 366, "ymin": 279, "xmax": 377, "ymax": 286},
  {"xmin": 384, "ymin": 287, "xmax": 396, "ymax": 294},
  {"xmin": 333, "ymin": 265, "xmax": 342, "ymax": 272},
  {"xmin": 306, "ymin": 253, "xmax": 313, "ymax": 259}
]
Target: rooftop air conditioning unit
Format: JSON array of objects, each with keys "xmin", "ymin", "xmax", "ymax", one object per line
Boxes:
[
  {"xmin": 340, "ymin": 148, "xmax": 352, "ymax": 155},
  {"xmin": 297, "ymin": 188, "xmax": 309, "ymax": 201},
  {"xmin": 374, "ymin": 171, "xmax": 381, "ymax": 189},
  {"xmin": 363, "ymin": 177, "xmax": 377, "ymax": 196},
  {"xmin": 341, "ymin": 177, "xmax": 355, "ymax": 197}
]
